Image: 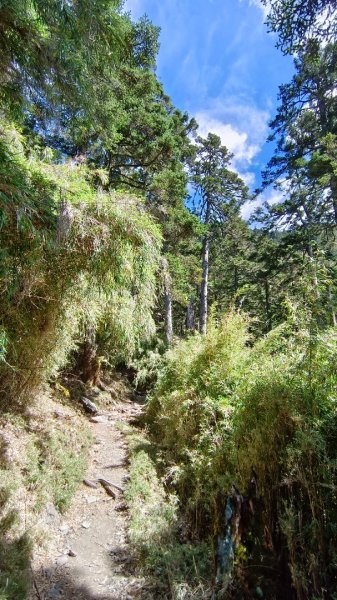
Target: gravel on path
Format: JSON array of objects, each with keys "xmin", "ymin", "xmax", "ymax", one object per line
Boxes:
[{"xmin": 29, "ymin": 396, "xmax": 150, "ymax": 600}]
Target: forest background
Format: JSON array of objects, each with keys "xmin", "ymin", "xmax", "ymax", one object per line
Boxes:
[{"xmin": 1, "ymin": 0, "xmax": 337, "ymax": 598}]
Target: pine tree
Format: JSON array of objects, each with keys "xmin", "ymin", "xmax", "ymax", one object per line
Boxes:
[{"xmin": 188, "ymin": 134, "xmax": 248, "ymax": 333}]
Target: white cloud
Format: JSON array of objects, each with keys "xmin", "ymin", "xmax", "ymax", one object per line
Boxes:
[
  {"xmin": 240, "ymin": 171, "xmax": 256, "ymax": 187},
  {"xmin": 241, "ymin": 198, "xmax": 261, "ymax": 220},
  {"xmin": 264, "ymin": 189, "xmax": 284, "ymax": 206},
  {"xmin": 196, "ymin": 112, "xmax": 260, "ymax": 166},
  {"xmin": 197, "ymin": 100, "xmax": 269, "ymax": 152},
  {"xmin": 194, "ymin": 101, "xmax": 269, "ymax": 191},
  {"xmin": 240, "ymin": 188, "xmax": 284, "ymax": 221},
  {"xmin": 247, "ymin": 0, "xmax": 270, "ymax": 19}
]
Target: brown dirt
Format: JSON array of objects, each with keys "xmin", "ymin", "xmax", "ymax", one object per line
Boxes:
[{"xmin": 29, "ymin": 391, "xmax": 151, "ymax": 600}]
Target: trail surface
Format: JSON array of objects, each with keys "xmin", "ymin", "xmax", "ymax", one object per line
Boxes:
[{"xmin": 30, "ymin": 393, "xmax": 149, "ymax": 600}]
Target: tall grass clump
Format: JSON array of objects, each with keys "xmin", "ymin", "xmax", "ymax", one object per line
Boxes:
[
  {"xmin": 147, "ymin": 311, "xmax": 250, "ymax": 532},
  {"xmin": 147, "ymin": 311, "xmax": 337, "ymax": 599},
  {"xmin": 232, "ymin": 323, "xmax": 337, "ymax": 599},
  {"xmin": 0, "ymin": 124, "xmax": 161, "ymax": 406},
  {"xmin": 125, "ymin": 428, "xmax": 213, "ymax": 599}
]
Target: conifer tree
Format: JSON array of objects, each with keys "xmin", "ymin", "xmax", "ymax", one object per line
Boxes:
[
  {"xmin": 188, "ymin": 134, "xmax": 248, "ymax": 333},
  {"xmin": 263, "ymin": 0, "xmax": 337, "ymax": 54}
]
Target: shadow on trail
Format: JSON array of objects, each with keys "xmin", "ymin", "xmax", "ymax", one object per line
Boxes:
[
  {"xmin": 32, "ymin": 568, "xmax": 101, "ymax": 600},
  {"xmin": 31, "ymin": 562, "xmax": 151, "ymax": 600}
]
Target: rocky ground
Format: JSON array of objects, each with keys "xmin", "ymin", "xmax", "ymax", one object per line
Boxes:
[{"xmin": 29, "ymin": 386, "xmax": 152, "ymax": 600}]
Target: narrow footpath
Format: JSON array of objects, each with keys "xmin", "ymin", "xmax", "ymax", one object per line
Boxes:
[{"xmin": 30, "ymin": 391, "xmax": 150, "ymax": 600}]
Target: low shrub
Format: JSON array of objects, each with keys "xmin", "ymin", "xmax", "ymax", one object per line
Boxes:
[
  {"xmin": 147, "ymin": 312, "xmax": 249, "ymax": 531},
  {"xmin": 125, "ymin": 429, "xmax": 213, "ymax": 598},
  {"xmin": 146, "ymin": 311, "xmax": 337, "ymax": 599}
]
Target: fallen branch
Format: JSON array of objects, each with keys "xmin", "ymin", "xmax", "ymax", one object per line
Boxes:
[
  {"xmin": 83, "ymin": 479, "xmax": 98, "ymax": 489},
  {"xmin": 98, "ymin": 478, "xmax": 116, "ymax": 498},
  {"xmin": 97, "ymin": 477, "xmax": 124, "ymax": 494}
]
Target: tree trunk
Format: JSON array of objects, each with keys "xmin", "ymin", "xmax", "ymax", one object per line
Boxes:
[
  {"xmin": 264, "ymin": 278, "xmax": 272, "ymax": 332},
  {"xmin": 162, "ymin": 258, "xmax": 173, "ymax": 346},
  {"xmin": 200, "ymin": 202, "xmax": 211, "ymax": 335},
  {"xmin": 186, "ymin": 296, "xmax": 195, "ymax": 332},
  {"xmin": 164, "ymin": 285, "xmax": 173, "ymax": 346}
]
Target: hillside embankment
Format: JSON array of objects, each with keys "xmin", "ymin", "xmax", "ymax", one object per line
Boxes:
[{"xmin": 0, "ymin": 374, "xmax": 158, "ymax": 600}]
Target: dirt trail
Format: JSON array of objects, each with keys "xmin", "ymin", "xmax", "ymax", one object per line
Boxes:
[{"xmin": 30, "ymin": 394, "xmax": 149, "ymax": 600}]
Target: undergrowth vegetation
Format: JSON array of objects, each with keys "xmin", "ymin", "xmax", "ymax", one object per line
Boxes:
[
  {"xmin": 25, "ymin": 423, "xmax": 91, "ymax": 513},
  {"xmin": 0, "ymin": 391, "xmax": 91, "ymax": 600},
  {"xmin": 1, "ymin": 1, "xmax": 337, "ymax": 598},
  {"xmin": 0, "ymin": 458, "xmax": 32, "ymax": 600},
  {"xmin": 146, "ymin": 311, "xmax": 337, "ymax": 599},
  {"xmin": 125, "ymin": 427, "xmax": 213, "ymax": 599},
  {"xmin": 0, "ymin": 124, "xmax": 161, "ymax": 406}
]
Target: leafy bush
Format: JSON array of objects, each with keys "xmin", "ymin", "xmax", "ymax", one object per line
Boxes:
[
  {"xmin": 125, "ymin": 429, "xmax": 213, "ymax": 598},
  {"xmin": 0, "ymin": 124, "xmax": 161, "ymax": 405},
  {"xmin": 147, "ymin": 311, "xmax": 337, "ymax": 598},
  {"xmin": 147, "ymin": 312, "xmax": 249, "ymax": 530}
]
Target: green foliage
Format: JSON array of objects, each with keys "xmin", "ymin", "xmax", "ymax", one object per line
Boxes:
[
  {"xmin": 0, "ymin": 470, "xmax": 31, "ymax": 600},
  {"xmin": 147, "ymin": 310, "xmax": 337, "ymax": 597},
  {"xmin": 131, "ymin": 339, "xmax": 166, "ymax": 390},
  {"xmin": 259, "ymin": 41, "xmax": 337, "ymax": 288},
  {"xmin": 0, "ymin": 533, "xmax": 31, "ymax": 600},
  {"xmin": 189, "ymin": 134, "xmax": 249, "ymax": 224},
  {"xmin": 0, "ymin": 396, "xmax": 92, "ymax": 598},
  {"xmin": 26, "ymin": 426, "xmax": 91, "ymax": 512},
  {"xmin": 2, "ymin": 2, "xmax": 337, "ymax": 598},
  {"xmin": 253, "ymin": 40, "xmax": 337, "ymax": 338},
  {"xmin": 0, "ymin": 124, "xmax": 161, "ymax": 404},
  {"xmin": 0, "ymin": 0, "xmax": 133, "ymax": 121},
  {"xmin": 147, "ymin": 312, "xmax": 249, "ymax": 526},
  {"xmin": 125, "ymin": 428, "xmax": 213, "ymax": 598},
  {"xmin": 0, "ymin": 0, "xmax": 195, "ymax": 201},
  {"xmin": 231, "ymin": 322, "xmax": 337, "ymax": 597},
  {"xmin": 187, "ymin": 133, "xmax": 249, "ymax": 334},
  {"xmin": 263, "ymin": 0, "xmax": 336, "ymax": 54},
  {"xmin": 127, "ymin": 446, "xmax": 178, "ymax": 552}
]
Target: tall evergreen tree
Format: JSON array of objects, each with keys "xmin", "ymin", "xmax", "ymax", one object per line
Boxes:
[
  {"xmin": 188, "ymin": 134, "xmax": 248, "ymax": 334},
  {"xmin": 263, "ymin": 41, "xmax": 337, "ymax": 216},
  {"xmin": 263, "ymin": 0, "xmax": 337, "ymax": 54}
]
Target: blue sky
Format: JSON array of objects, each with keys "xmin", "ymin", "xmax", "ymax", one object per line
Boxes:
[{"xmin": 125, "ymin": 0, "xmax": 294, "ymax": 217}]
